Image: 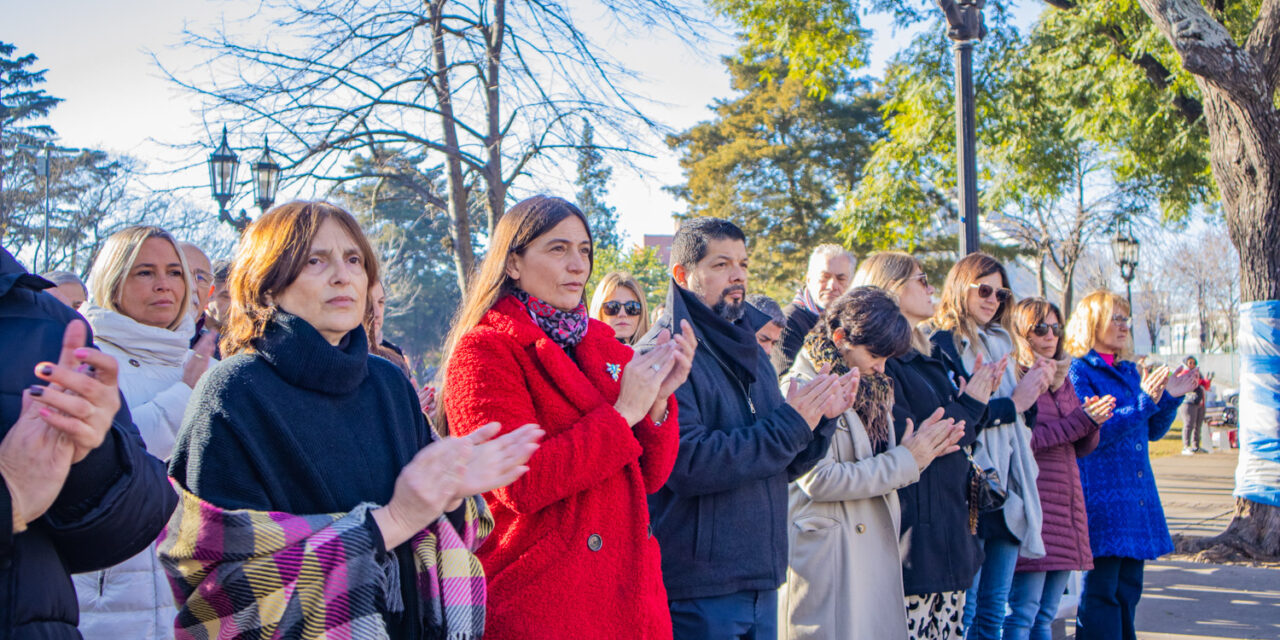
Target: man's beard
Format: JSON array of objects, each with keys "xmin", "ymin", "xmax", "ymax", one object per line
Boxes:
[{"xmin": 711, "ymin": 284, "xmax": 747, "ymax": 322}]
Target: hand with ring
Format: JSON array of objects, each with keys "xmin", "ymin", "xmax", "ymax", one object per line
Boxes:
[
  {"xmin": 613, "ymin": 338, "xmax": 680, "ymax": 426},
  {"xmin": 183, "ymin": 331, "xmax": 218, "ymax": 389}
]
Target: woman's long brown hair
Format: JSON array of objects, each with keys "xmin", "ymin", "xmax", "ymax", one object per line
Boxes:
[
  {"xmin": 221, "ymin": 201, "xmax": 379, "ymax": 356},
  {"xmin": 932, "ymin": 252, "xmax": 1013, "ymax": 348},
  {"xmin": 435, "ymin": 195, "xmax": 593, "ymax": 433}
]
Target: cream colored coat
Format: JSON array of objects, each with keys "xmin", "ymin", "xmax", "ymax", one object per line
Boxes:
[{"xmin": 780, "ymin": 351, "xmax": 922, "ymax": 640}]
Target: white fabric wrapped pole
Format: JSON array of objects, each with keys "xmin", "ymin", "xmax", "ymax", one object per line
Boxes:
[{"xmin": 1234, "ymin": 301, "xmax": 1280, "ymax": 506}]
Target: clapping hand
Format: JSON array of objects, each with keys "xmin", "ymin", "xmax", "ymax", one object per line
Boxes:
[
  {"xmin": 1011, "ymin": 357, "xmax": 1053, "ymax": 412},
  {"xmin": 647, "ymin": 320, "xmax": 698, "ymax": 423},
  {"xmin": 1141, "ymin": 365, "xmax": 1171, "ymax": 402},
  {"xmin": 1164, "ymin": 365, "xmax": 1201, "ymax": 398},
  {"xmin": 1082, "ymin": 395, "xmax": 1116, "ymax": 424},
  {"xmin": 457, "ymin": 422, "xmax": 542, "ymax": 497},
  {"xmin": 0, "ymin": 390, "xmax": 76, "ymax": 532},
  {"xmin": 901, "ymin": 408, "xmax": 965, "ymax": 470},
  {"xmin": 959, "ymin": 354, "xmax": 1005, "ymax": 404},
  {"xmin": 373, "ymin": 436, "xmax": 472, "ymax": 550},
  {"xmin": 29, "ymin": 319, "xmax": 123, "ymax": 463}
]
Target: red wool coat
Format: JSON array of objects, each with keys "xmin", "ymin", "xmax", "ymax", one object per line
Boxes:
[{"xmin": 444, "ymin": 296, "xmax": 680, "ymax": 640}]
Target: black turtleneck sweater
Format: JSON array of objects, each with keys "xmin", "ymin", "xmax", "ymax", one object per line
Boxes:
[{"xmin": 169, "ymin": 311, "xmax": 437, "ymax": 638}]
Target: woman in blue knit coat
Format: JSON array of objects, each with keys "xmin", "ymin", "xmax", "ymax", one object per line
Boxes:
[{"xmin": 1063, "ymin": 291, "xmax": 1200, "ymax": 640}]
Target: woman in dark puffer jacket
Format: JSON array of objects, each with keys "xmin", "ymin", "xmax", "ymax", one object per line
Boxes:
[{"xmin": 1003, "ymin": 298, "xmax": 1115, "ymax": 640}]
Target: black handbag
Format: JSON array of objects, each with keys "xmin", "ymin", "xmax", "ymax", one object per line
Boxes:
[{"xmin": 966, "ymin": 447, "xmax": 1007, "ymax": 533}]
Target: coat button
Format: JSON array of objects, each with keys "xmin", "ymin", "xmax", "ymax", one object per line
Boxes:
[
  {"xmin": 855, "ymin": 524, "xmax": 866, "ymax": 534},
  {"xmin": 1135, "ymin": 443, "xmax": 1143, "ymax": 451},
  {"xmin": 1137, "ymin": 471, "xmax": 1144, "ymax": 478},
  {"xmin": 128, "ymin": 358, "xmax": 141, "ymax": 367},
  {"xmin": 587, "ymin": 534, "xmax": 603, "ymax": 551}
]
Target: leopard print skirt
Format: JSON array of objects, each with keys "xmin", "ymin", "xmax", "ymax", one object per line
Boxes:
[{"xmin": 904, "ymin": 590, "xmax": 966, "ymax": 639}]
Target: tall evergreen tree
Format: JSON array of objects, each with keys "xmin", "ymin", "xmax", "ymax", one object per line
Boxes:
[
  {"xmin": 0, "ymin": 41, "xmax": 62, "ymax": 242},
  {"xmin": 575, "ymin": 121, "xmax": 622, "ymax": 253}
]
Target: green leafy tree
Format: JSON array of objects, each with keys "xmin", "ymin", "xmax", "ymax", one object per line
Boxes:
[
  {"xmin": 667, "ymin": 50, "xmax": 881, "ymax": 300},
  {"xmin": 575, "ymin": 122, "xmax": 623, "ymax": 253}
]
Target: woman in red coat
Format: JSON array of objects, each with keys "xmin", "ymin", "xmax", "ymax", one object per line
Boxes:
[{"xmin": 441, "ymin": 195, "xmax": 696, "ymax": 639}]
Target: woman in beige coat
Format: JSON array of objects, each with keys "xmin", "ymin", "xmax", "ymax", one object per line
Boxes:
[{"xmin": 780, "ymin": 287, "xmax": 965, "ymax": 640}]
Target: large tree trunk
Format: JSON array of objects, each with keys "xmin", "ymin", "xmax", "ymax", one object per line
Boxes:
[{"xmin": 1136, "ymin": 0, "xmax": 1280, "ymax": 560}]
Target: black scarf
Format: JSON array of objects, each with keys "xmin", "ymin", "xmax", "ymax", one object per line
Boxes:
[
  {"xmin": 252, "ymin": 310, "xmax": 370, "ymax": 395},
  {"xmin": 677, "ymin": 284, "xmax": 759, "ymax": 387}
]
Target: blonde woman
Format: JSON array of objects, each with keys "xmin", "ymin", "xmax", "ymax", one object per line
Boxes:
[
  {"xmin": 1064, "ymin": 291, "xmax": 1198, "ymax": 640},
  {"xmin": 73, "ymin": 225, "xmax": 217, "ymax": 640},
  {"xmin": 588, "ymin": 271, "xmax": 650, "ymax": 345},
  {"xmin": 929, "ymin": 252, "xmax": 1052, "ymax": 640},
  {"xmin": 853, "ymin": 252, "xmax": 999, "ymax": 639}
]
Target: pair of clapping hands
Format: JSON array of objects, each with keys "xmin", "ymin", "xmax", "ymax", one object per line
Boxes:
[
  {"xmin": 1142, "ymin": 363, "xmax": 1200, "ymax": 403},
  {"xmin": 0, "ymin": 320, "xmax": 122, "ymax": 533}
]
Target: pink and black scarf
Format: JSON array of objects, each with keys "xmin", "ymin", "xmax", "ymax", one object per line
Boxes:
[{"xmin": 512, "ymin": 289, "xmax": 589, "ymax": 350}]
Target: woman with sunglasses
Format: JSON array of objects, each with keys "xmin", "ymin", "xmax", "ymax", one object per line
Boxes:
[
  {"xmin": 853, "ymin": 252, "xmax": 996, "ymax": 639},
  {"xmin": 589, "ymin": 272, "xmax": 651, "ymax": 346},
  {"xmin": 930, "ymin": 252, "xmax": 1054, "ymax": 640},
  {"xmin": 1063, "ymin": 291, "xmax": 1199, "ymax": 640},
  {"xmin": 1003, "ymin": 298, "xmax": 1115, "ymax": 640}
]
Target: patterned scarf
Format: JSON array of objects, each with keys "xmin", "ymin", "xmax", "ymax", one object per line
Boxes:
[
  {"xmin": 158, "ymin": 480, "xmax": 493, "ymax": 640},
  {"xmin": 802, "ymin": 332, "xmax": 895, "ymax": 453},
  {"xmin": 512, "ymin": 289, "xmax": 589, "ymax": 350},
  {"xmin": 792, "ymin": 286, "xmax": 822, "ymax": 314}
]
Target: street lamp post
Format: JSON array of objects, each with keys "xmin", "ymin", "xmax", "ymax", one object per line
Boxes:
[
  {"xmin": 1111, "ymin": 219, "xmax": 1140, "ymax": 311},
  {"xmin": 207, "ymin": 127, "xmax": 282, "ymax": 233},
  {"xmin": 937, "ymin": 0, "xmax": 986, "ymax": 256},
  {"xmin": 17, "ymin": 142, "xmax": 82, "ymax": 271}
]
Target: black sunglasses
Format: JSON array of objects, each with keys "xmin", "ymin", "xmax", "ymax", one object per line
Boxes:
[
  {"xmin": 969, "ymin": 283, "xmax": 1012, "ymax": 303},
  {"xmin": 1030, "ymin": 322, "xmax": 1062, "ymax": 337},
  {"xmin": 602, "ymin": 300, "xmax": 643, "ymax": 317}
]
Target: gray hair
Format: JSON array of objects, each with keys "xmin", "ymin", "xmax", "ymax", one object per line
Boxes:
[
  {"xmin": 807, "ymin": 244, "xmax": 855, "ymax": 275},
  {"xmin": 747, "ymin": 293, "xmax": 785, "ymax": 328},
  {"xmin": 41, "ymin": 270, "xmax": 85, "ymax": 290}
]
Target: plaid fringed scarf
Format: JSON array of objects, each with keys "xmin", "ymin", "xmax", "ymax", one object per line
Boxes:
[
  {"xmin": 802, "ymin": 332, "xmax": 896, "ymax": 453},
  {"xmin": 158, "ymin": 480, "xmax": 493, "ymax": 640}
]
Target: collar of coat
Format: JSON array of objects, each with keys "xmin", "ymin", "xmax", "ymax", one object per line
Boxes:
[
  {"xmin": 481, "ymin": 294, "xmax": 628, "ymax": 414},
  {"xmin": 0, "ymin": 246, "xmax": 54, "ymax": 298},
  {"xmin": 1080, "ymin": 348, "xmax": 1139, "ymax": 384}
]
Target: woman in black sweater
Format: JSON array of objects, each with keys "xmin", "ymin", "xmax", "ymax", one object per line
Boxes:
[
  {"xmin": 165, "ymin": 202, "xmax": 540, "ymax": 639},
  {"xmin": 854, "ymin": 252, "xmax": 1003, "ymax": 640}
]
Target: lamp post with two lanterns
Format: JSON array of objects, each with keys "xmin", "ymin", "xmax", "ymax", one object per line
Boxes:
[
  {"xmin": 1111, "ymin": 218, "xmax": 1140, "ymax": 312},
  {"xmin": 207, "ymin": 126, "xmax": 282, "ymax": 233}
]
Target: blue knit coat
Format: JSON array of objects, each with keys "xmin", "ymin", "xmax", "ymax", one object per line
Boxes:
[{"xmin": 1068, "ymin": 351, "xmax": 1182, "ymax": 560}]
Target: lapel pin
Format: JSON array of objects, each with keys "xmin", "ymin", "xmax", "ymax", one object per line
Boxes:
[{"xmin": 606, "ymin": 363, "xmax": 622, "ymax": 381}]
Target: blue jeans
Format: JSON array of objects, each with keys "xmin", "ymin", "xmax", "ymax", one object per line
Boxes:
[
  {"xmin": 669, "ymin": 590, "xmax": 777, "ymax": 640},
  {"xmin": 963, "ymin": 535, "xmax": 1020, "ymax": 640},
  {"xmin": 1003, "ymin": 570, "xmax": 1072, "ymax": 640},
  {"xmin": 1076, "ymin": 556, "xmax": 1144, "ymax": 640}
]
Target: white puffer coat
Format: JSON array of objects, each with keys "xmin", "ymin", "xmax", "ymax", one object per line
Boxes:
[{"xmin": 72, "ymin": 304, "xmax": 205, "ymax": 640}]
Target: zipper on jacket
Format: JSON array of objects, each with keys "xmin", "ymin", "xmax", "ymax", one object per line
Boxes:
[{"xmin": 98, "ymin": 571, "xmax": 106, "ymax": 597}]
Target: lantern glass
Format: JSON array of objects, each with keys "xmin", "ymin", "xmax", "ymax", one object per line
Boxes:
[
  {"xmin": 251, "ymin": 137, "xmax": 281, "ymax": 212},
  {"xmin": 207, "ymin": 127, "xmax": 239, "ymax": 204}
]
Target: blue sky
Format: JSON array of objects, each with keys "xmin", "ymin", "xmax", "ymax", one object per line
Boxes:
[{"xmin": 7, "ymin": 0, "xmax": 950, "ymax": 248}]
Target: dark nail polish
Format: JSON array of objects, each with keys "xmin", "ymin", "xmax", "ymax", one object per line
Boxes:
[
  {"xmin": 39, "ymin": 365, "xmax": 54, "ymax": 376},
  {"xmin": 28, "ymin": 385, "xmax": 44, "ymax": 397}
]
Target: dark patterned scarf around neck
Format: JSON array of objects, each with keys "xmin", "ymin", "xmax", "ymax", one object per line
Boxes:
[
  {"xmin": 512, "ymin": 289, "xmax": 589, "ymax": 350},
  {"xmin": 803, "ymin": 332, "xmax": 896, "ymax": 453}
]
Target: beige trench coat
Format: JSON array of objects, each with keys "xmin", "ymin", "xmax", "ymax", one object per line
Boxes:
[{"xmin": 780, "ymin": 352, "xmax": 922, "ymax": 640}]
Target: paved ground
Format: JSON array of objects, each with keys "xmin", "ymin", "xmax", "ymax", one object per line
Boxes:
[{"xmin": 1128, "ymin": 450, "xmax": 1278, "ymax": 639}]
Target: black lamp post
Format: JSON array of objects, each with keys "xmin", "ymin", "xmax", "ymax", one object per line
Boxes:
[
  {"xmin": 207, "ymin": 128, "xmax": 282, "ymax": 232},
  {"xmin": 937, "ymin": 0, "xmax": 986, "ymax": 255},
  {"xmin": 1111, "ymin": 219, "xmax": 1140, "ymax": 311}
]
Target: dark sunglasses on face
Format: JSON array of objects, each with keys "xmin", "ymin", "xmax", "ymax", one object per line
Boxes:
[
  {"xmin": 1030, "ymin": 322, "xmax": 1062, "ymax": 337},
  {"xmin": 969, "ymin": 282, "xmax": 1012, "ymax": 303},
  {"xmin": 602, "ymin": 300, "xmax": 643, "ymax": 317}
]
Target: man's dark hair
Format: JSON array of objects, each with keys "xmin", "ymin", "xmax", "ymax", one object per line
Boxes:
[
  {"xmin": 820, "ymin": 286, "xmax": 913, "ymax": 359},
  {"xmin": 747, "ymin": 293, "xmax": 785, "ymax": 328},
  {"xmin": 212, "ymin": 259, "xmax": 232, "ymax": 286},
  {"xmin": 671, "ymin": 217, "xmax": 746, "ymax": 269}
]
